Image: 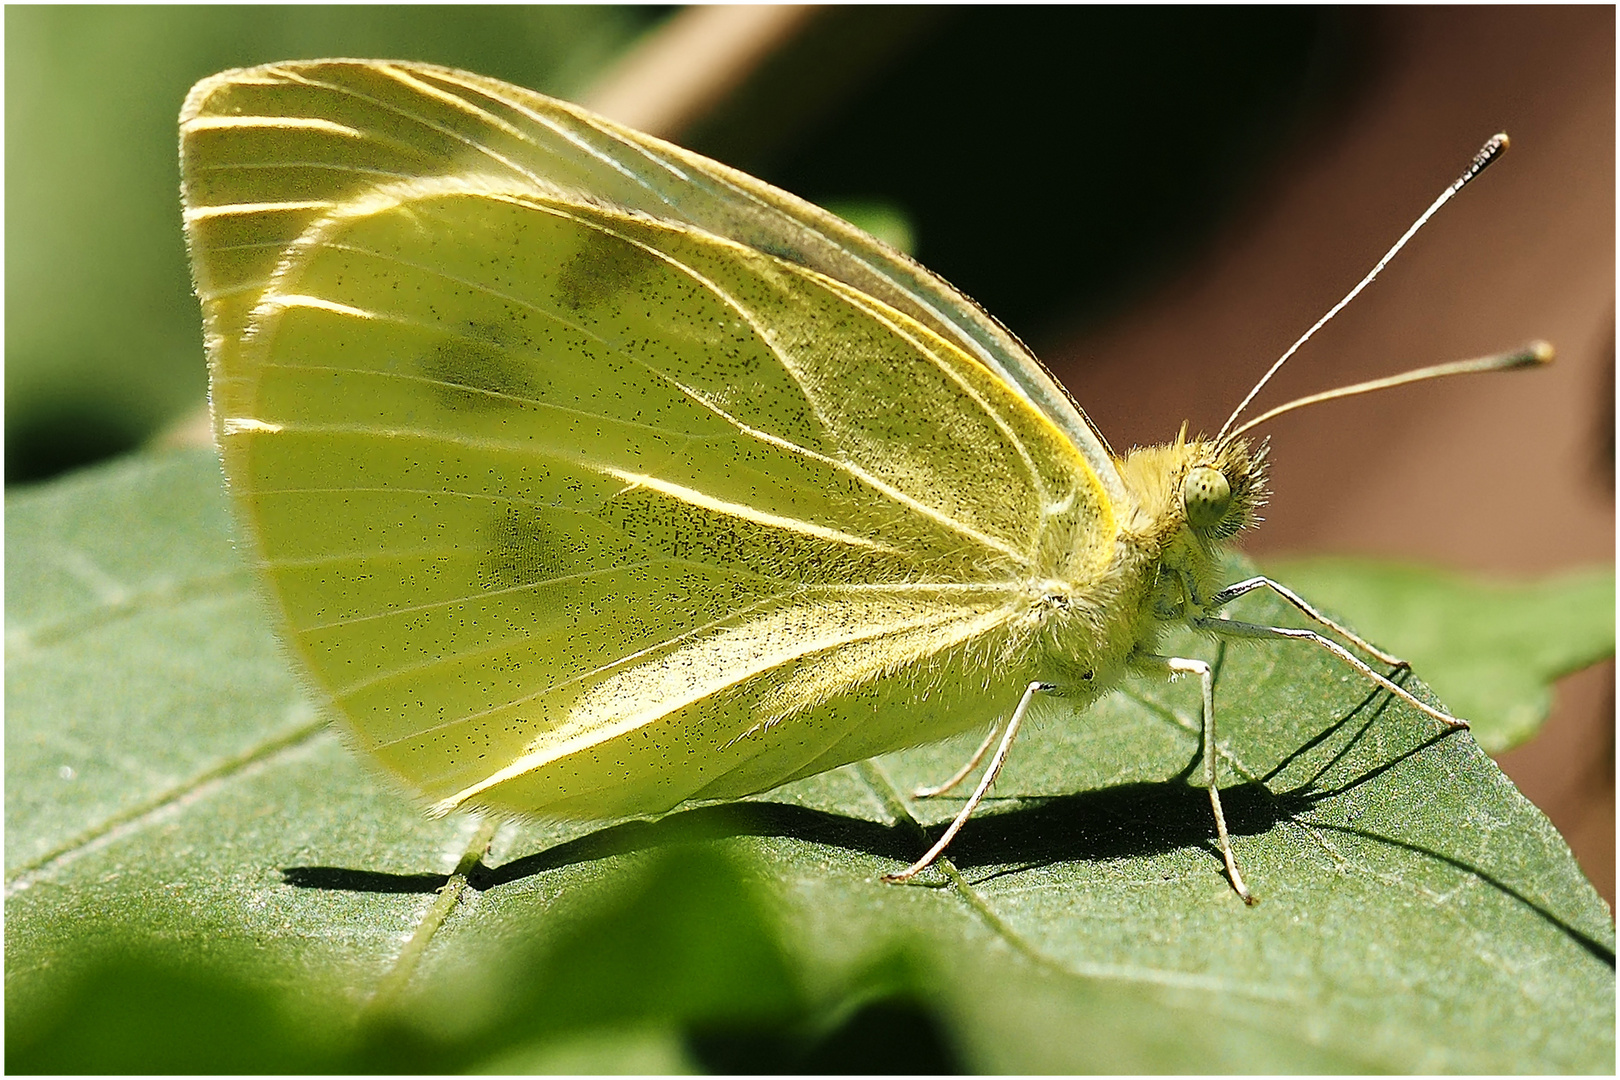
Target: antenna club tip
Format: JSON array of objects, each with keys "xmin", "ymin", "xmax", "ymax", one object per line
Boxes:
[
  {"xmin": 1527, "ymin": 339, "xmax": 1555, "ymax": 365},
  {"xmin": 1471, "ymin": 133, "xmax": 1511, "ymax": 175}
]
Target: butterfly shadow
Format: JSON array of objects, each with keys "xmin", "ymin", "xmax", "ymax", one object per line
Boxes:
[
  {"xmin": 282, "ymin": 682, "xmax": 1613, "ymax": 966},
  {"xmin": 279, "ymin": 782, "xmax": 1277, "ymax": 896}
]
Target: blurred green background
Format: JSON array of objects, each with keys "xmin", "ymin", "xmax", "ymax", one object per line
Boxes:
[
  {"xmin": 6, "ymin": 5, "xmax": 1347, "ymax": 485},
  {"xmin": 5, "ymin": 5, "xmax": 665, "ymax": 484}
]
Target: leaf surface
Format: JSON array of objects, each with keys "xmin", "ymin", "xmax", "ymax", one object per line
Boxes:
[
  {"xmin": 1264, "ymin": 556, "xmax": 1615, "ymax": 751},
  {"xmin": 7, "ymin": 449, "xmax": 1613, "ymax": 1072}
]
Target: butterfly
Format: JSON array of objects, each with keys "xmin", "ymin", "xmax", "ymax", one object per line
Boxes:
[{"xmin": 180, "ymin": 60, "xmax": 1545, "ymax": 902}]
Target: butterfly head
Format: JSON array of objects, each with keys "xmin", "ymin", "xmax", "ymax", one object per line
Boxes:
[{"xmin": 1115, "ymin": 430, "xmax": 1268, "ymax": 552}]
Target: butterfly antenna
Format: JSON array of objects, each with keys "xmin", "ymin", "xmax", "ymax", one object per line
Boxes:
[
  {"xmin": 1226, "ymin": 340, "xmax": 1552, "ymax": 439},
  {"xmin": 1216, "ymin": 133, "xmax": 1511, "ymax": 444}
]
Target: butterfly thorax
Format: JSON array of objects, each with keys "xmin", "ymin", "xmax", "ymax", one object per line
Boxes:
[{"xmin": 1031, "ymin": 434, "xmax": 1268, "ymax": 689}]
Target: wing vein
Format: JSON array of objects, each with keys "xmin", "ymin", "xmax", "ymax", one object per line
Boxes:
[{"xmin": 264, "ymin": 214, "xmax": 1029, "ymax": 563}]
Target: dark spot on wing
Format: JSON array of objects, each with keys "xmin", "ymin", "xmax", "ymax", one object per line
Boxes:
[
  {"xmin": 751, "ymin": 237, "xmax": 809, "ymax": 266},
  {"xmin": 480, "ymin": 505, "xmax": 558, "ymax": 590},
  {"xmin": 556, "ymin": 229, "xmax": 659, "ymax": 311},
  {"xmin": 418, "ymin": 321, "xmax": 541, "ymax": 411}
]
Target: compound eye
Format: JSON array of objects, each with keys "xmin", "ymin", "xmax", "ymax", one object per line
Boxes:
[{"xmin": 1183, "ymin": 465, "xmax": 1231, "ymax": 531}]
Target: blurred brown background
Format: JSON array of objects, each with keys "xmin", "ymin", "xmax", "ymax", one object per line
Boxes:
[{"xmin": 1037, "ymin": 7, "xmax": 1615, "ymax": 905}]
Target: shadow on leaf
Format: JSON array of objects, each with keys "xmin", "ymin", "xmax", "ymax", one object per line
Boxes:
[{"xmin": 280, "ymin": 745, "xmax": 1611, "ymax": 967}]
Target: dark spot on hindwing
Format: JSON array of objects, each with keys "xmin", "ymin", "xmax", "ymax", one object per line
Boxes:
[
  {"xmin": 556, "ymin": 228, "xmax": 658, "ymax": 312},
  {"xmin": 480, "ymin": 505, "xmax": 558, "ymax": 590},
  {"xmin": 418, "ymin": 321, "xmax": 540, "ymax": 411}
]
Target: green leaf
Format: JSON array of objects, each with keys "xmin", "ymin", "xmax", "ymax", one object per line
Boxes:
[
  {"xmin": 1262, "ymin": 556, "xmax": 1616, "ymax": 752},
  {"xmin": 7, "ymin": 449, "xmax": 1613, "ymax": 1073}
]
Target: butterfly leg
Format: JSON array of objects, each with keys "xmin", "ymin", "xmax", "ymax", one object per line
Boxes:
[
  {"xmin": 1196, "ymin": 616, "xmax": 1467, "ymax": 730},
  {"xmin": 1209, "ymin": 576, "xmax": 1407, "ymax": 667},
  {"xmin": 911, "ymin": 722, "xmax": 1002, "ymax": 799},
  {"xmin": 883, "ymin": 681, "xmax": 1049, "ymax": 884},
  {"xmin": 1137, "ymin": 653, "xmax": 1254, "ymax": 904}
]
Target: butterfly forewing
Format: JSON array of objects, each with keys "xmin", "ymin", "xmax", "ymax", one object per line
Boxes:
[
  {"xmin": 181, "ymin": 60, "xmax": 1120, "ymax": 818},
  {"xmin": 183, "ymin": 60, "xmax": 1124, "ymax": 494}
]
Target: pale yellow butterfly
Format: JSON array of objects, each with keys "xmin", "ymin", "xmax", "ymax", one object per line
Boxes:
[{"xmin": 180, "ymin": 60, "xmax": 1547, "ymax": 902}]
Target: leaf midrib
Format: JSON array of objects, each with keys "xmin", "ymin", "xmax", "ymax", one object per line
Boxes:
[{"xmin": 3, "ymin": 717, "xmax": 326, "ymax": 889}]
